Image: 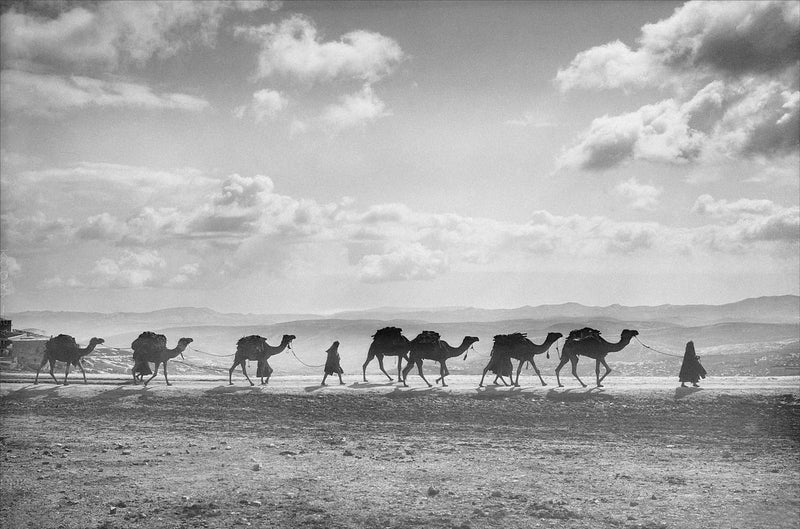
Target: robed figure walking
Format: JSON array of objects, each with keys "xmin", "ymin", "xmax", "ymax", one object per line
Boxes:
[{"xmin": 679, "ymin": 341, "xmax": 707, "ymax": 388}]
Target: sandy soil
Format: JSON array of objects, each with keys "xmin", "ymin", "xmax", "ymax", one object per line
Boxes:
[{"xmin": 1, "ymin": 376, "xmax": 798, "ymax": 529}]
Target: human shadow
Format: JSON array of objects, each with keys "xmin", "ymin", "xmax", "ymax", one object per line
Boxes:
[
  {"xmin": 304, "ymin": 385, "xmax": 325, "ymax": 393},
  {"xmin": 674, "ymin": 386, "xmax": 703, "ymax": 400}
]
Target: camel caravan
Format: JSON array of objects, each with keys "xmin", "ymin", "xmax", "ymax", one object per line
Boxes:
[{"xmin": 27, "ymin": 324, "xmax": 710, "ymax": 389}]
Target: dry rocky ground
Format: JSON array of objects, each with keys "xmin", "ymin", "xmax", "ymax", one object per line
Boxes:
[{"xmin": 1, "ymin": 377, "xmax": 798, "ymax": 529}]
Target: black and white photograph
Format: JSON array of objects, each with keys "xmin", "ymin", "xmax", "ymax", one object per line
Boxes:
[{"xmin": 1, "ymin": 1, "xmax": 798, "ymax": 528}]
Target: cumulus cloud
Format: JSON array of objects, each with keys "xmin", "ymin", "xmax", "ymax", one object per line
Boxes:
[
  {"xmin": 320, "ymin": 83, "xmax": 390, "ymax": 131},
  {"xmin": 1, "ymin": 1, "xmax": 276, "ymax": 72},
  {"xmin": 358, "ymin": 243, "xmax": 449, "ymax": 283},
  {"xmin": 557, "ymin": 79, "xmax": 799, "ymax": 171},
  {"xmin": 234, "ymin": 88, "xmax": 288, "ymax": 122},
  {"xmin": 1, "ymin": 70, "xmax": 209, "ymax": 116},
  {"xmin": 615, "ymin": 178, "xmax": 663, "ymax": 210},
  {"xmin": 556, "ymin": 1, "xmax": 800, "ymax": 92},
  {"xmin": 236, "ymin": 14, "xmax": 404, "ymax": 83},
  {"xmin": 692, "ymin": 194, "xmax": 800, "ymax": 247},
  {"xmin": 555, "ymin": 1, "xmax": 799, "ymax": 171}
]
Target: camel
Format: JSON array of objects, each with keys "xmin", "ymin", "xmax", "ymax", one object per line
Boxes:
[
  {"xmin": 131, "ymin": 332, "xmax": 193, "ymax": 386},
  {"xmin": 402, "ymin": 332, "xmax": 479, "ymax": 387},
  {"xmin": 228, "ymin": 334, "xmax": 296, "ymax": 386},
  {"xmin": 34, "ymin": 335, "xmax": 105, "ymax": 385},
  {"xmin": 479, "ymin": 332, "xmax": 563, "ymax": 388},
  {"xmin": 361, "ymin": 327, "xmax": 411, "ymax": 382},
  {"xmin": 554, "ymin": 328, "xmax": 639, "ymax": 388}
]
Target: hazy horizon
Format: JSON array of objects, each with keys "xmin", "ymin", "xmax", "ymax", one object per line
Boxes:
[{"xmin": 1, "ymin": 1, "xmax": 798, "ymax": 315}]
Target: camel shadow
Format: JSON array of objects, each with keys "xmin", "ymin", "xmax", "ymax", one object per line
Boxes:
[
  {"xmin": 304, "ymin": 385, "xmax": 325, "ymax": 392},
  {"xmin": 89, "ymin": 386, "xmax": 152, "ymax": 402},
  {"xmin": 205, "ymin": 385, "xmax": 265, "ymax": 395},
  {"xmin": 349, "ymin": 381, "xmax": 396, "ymax": 389},
  {"xmin": 674, "ymin": 386, "xmax": 703, "ymax": 400},
  {"xmin": 545, "ymin": 387, "xmax": 614, "ymax": 402},
  {"xmin": 1, "ymin": 384, "xmax": 63, "ymax": 400},
  {"xmin": 385, "ymin": 386, "xmax": 439, "ymax": 398}
]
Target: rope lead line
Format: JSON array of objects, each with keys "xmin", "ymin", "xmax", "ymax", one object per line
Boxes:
[
  {"xmin": 634, "ymin": 336, "xmax": 683, "ymax": 358},
  {"xmin": 290, "ymin": 349, "xmax": 327, "ymax": 368}
]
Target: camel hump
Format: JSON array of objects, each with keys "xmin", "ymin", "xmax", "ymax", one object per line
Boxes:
[
  {"xmin": 567, "ymin": 328, "xmax": 602, "ymax": 342},
  {"xmin": 132, "ymin": 331, "xmax": 167, "ymax": 351},
  {"xmin": 493, "ymin": 333, "xmax": 527, "ymax": 347},
  {"xmin": 46, "ymin": 334, "xmax": 78, "ymax": 351},
  {"xmin": 412, "ymin": 331, "xmax": 440, "ymax": 345},
  {"xmin": 373, "ymin": 327, "xmax": 403, "ymax": 340},
  {"xmin": 237, "ymin": 335, "xmax": 266, "ymax": 348}
]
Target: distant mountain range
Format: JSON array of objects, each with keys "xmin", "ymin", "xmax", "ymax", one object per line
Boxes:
[
  {"xmin": 7, "ymin": 295, "xmax": 798, "ymax": 340},
  {"xmin": 4, "ymin": 295, "xmax": 798, "ymax": 378}
]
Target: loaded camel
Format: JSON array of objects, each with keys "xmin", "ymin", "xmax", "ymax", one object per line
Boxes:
[
  {"xmin": 228, "ymin": 334, "xmax": 296, "ymax": 386},
  {"xmin": 554, "ymin": 328, "xmax": 639, "ymax": 388},
  {"xmin": 479, "ymin": 332, "xmax": 563, "ymax": 387},
  {"xmin": 401, "ymin": 332, "xmax": 479, "ymax": 387},
  {"xmin": 34, "ymin": 335, "xmax": 105, "ymax": 385},
  {"xmin": 361, "ymin": 326, "xmax": 411, "ymax": 382},
  {"xmin": 131, "ymin": 332, "xmax": 193, "ymax": 386}
]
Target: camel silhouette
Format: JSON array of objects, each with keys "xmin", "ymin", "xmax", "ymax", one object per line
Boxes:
[
  {"xmin": 554, "ymin": 328, "xmax": 639, "ymax": 387},
  {"xmin": 34, "ymin": 335, "xmax": 105, "ymax": 385}
]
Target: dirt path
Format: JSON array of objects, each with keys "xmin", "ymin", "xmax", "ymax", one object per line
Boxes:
[{"xmin": 1, "ymin": 377, "xmax": 799, "ymax": 529}]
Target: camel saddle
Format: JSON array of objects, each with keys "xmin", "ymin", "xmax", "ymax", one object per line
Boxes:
[
  {"xmin": 413, "ymin": 331, "xmax": 441, "ymax": 345},
  {"xmin": 373, "ymin": 327, "xmax": 403, "ymax": 340},
  {"xmin": 493, "ymin": 333, "xmax": 528, "ymax": 347},
  {"xmin": 48, "ymin": 334, "xmax": 78, "ymax": 350},
  {"xmin": 131, "ymin": 331, "xmax": 167, "ymax": 352},
  {"xmin": 237, "ymin": 335, "xmax": 266, "ymax": 349},
  {"xmin": 567, "ymin": 327, "xmax": 602, "ymax": 342}
]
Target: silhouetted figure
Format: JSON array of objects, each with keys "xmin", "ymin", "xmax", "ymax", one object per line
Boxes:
[
  {"xmin": 679, "ymin": 341, "xmax": 707, "ymax": 388},
  {"xmin": 322, "ymin": 341, "xmax": 344, "ymax": 385}
]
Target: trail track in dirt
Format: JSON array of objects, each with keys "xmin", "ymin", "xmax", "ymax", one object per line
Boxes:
[{"xmin": 1, "ymin": 376, "xmax": 799, "ymax": 529}]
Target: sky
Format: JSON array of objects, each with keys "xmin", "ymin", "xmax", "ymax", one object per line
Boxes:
[{"xmin": 0, "ymin": 0, "xmax": 798, "ymax": 314}]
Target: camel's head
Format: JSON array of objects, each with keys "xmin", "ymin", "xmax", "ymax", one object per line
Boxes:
[
  {"xmin": 621, "ymin": 329, "xmax": 639, "ymax": 340},
  {"xmin": 463, "ymin": 336, "xmax": 479, "ymax": 360},
  {"xmin": 177, "ymin": 337, "xmax": 193, "ymax": 359},
  {"xmin": 547, "ymin": 332, "xmax": 564, "ymax": 341},
  {"xmin": 90, "ymin": 337, "xmax": 105, "ymax": 346},
  {"xmin": 282, "ymin": 334, "xmax": 297, "ymax": 348}
]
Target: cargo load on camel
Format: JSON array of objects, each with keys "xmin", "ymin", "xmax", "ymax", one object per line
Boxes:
[{"xmin": 567, "ymin": 327, "xmax": 602, "ymax": 342}]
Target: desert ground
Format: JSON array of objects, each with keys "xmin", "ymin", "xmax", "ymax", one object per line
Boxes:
[{"xmin": 1, "ymin": 375, "xmax": 798, "ymax": 529}]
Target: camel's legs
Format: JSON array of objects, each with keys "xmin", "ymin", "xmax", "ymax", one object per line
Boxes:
[
  {"xmin": 570, "ymin": 356, "xmax": 587, "ymax": 387},
  {"xmin": 162, "ymin": 361, "xmax": 172, "ymax": 386},
  {"xmin": 597, "ymin": 357, "xmax": 612, "ymax": 386},
  {"xmin": 478, "ymin": 364, "xmax": 491, "ymax": 387},
  {"xmin": 396, "ymin": 355, "xmax": 407, "ymax": 382},
  {"xmin": 240, "ymin": 362, "xmax": 254, "ymax": 386},
  {"xmin": 435, "ymin": 362, "xmax": 449, "ymax": 386},
  {"xmin": 77, "ymin": 361, "xmax": 88, "ymax": 384},
  {"xmin": 411, "ymin": 360, "xmax": 432, "ymax": 387},
  {"xmin": 493, "ymin": 375, "xmax": 509, "ymax": 386},
  {"xmin": 47, "ymin": 360, "xmax": 59, "ymax": 385},
  {"xmin": 144, "ymin": 362, "xmax": 160, "ymax": 386},
  {"xmin": 514, "ymin": 360, "xmax": 525, "ymax": 387},
  {"xmin": 361, "ymin": 354, "xmax": 373, "ymax": 382},
  {"xmin": 34, "ymin": 356, "xmax": 50, "ymax": 384},
  {"xmin": 321, "ymin": 373, "xmax": 328, "ymax": 386},
  {"xmin": 260, "ymin": 362, "xmax": 273, "ymax": 385},
  {"xmin": 529, "ymin": 359, "xmax": 546, "ymax": 386},
  {"xmin": 554, "ymin": 355, "xmax": 571, "ymax": 387},
  {"xmin": 63, "ymin": 362, "xmax": 71, "ymax": 386},
  {"xmin": 376, "ymin": 355, "xmax": 393, "ymax": 381}
]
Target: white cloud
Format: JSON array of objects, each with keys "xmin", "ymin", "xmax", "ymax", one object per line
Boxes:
[
  {"xmin": 320, "ymin": 83, "xmax": 389, "ymax": 131},
  {"xmin": 692, "ymin": 194, "xmax": 800, "ymax": 247},
  {"xmin": 1, "ymin": 70, "xmax": 209, "ymax": 116},
  {"xmin": 1, "ymin": 1, "xmax": 274, "ymax": 72},
  {"xmin": 556, "ymin": 1, "xmax": 800, "ymax": 93},
  {"xmin": 236, "ymin": 14, "xmax": 404, "ymax": 83},
  {"xmin": 555, "ymin": 1, "xmax": 799, "ymax": 172},
  {"xmin": 234, "ymin": 88, "xmax": 288, "ymax": 122},
  {"xmin": 615, "ymin": 178, "xmax": 662, "ymax": 210},
  {"xmin": 358, "ymin": 243, "xmax": 449, "ymax": 283}
]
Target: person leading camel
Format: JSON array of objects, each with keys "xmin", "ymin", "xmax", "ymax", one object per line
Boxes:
[
  {"xmin": 679, "ymin": 340, "xmax": 706, "ymax": 387},
  {"xmin": 322, "ymin": 341, "xmax": 345, "ymax": 386}
]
